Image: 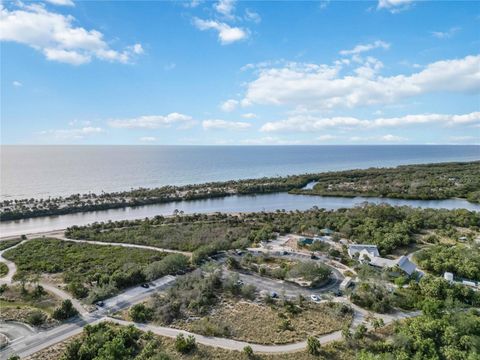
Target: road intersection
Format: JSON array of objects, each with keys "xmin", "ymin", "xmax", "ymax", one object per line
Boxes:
[{"xmin": 0, "ymin": 231, "xmax": 421, "ymax": 359}]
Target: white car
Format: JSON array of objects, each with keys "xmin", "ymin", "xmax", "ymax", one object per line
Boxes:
[{"xmin": 310, "ymin": 294, "xmax": 321, "ymax": 302}]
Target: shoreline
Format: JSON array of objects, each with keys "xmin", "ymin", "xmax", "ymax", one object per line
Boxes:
[{"xmin": 2, "ymin": 160, "xmax": 479, "ymax": 222}]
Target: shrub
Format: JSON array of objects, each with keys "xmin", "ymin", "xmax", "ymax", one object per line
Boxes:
[
  {"xmin": 129, "ymin": 303, "xmax": 154, "ymax": 323},
  {"xmin": 67, "ymin": 282, "xmax": 88, "ymax": 299},
  {"xmin": 190, "ymin": 317, "xmax": 231, "ymax": 337},
  {"xmin": 174, "ymin": 334, "xmax": 196, "ymax": 354},
  {"xmin": 307, "ymin": 336, "xmax": 321, "ymax": 355},
  {"xmin": 27, "ymin": 310, "xmax": 46, "ymax": 326},
  {"xmin": 243, "ymin": 345, "xmax": 254, "ymax": 358},
  {"xmin": 52, "ymin": 299, "xmax": 78, "ymax": 320}
]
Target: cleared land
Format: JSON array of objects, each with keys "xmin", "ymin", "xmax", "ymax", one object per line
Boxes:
[{"xmin": 176, "ymin": 299, "xmax": 352, "ymax": 345}]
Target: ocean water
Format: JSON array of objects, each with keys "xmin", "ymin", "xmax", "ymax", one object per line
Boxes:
[{"xmin": 1, "ymin": 145, "xmax": 479, "ymax": 200}]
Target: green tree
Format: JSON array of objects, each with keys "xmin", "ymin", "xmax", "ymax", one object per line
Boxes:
[
  {"xmin": 129, "ymin": 303, "xmax": 154, "ymax": 323},
  {"xmin": 52, "ymin": 299, "xmax": 78, "ymax": 320}
]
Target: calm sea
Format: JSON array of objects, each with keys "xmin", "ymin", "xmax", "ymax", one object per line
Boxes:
[{"xmin": 1, "ymin": 145, "xmax": 479, "ymax": 200}]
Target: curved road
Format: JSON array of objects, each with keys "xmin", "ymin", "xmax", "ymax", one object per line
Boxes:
[{"xmin": 0, "ymin": 233, "xmax": 422, "ymax": 358}]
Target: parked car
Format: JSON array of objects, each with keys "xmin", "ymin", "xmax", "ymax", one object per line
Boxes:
[
  {"xmin": 141, "ymin": 283, "xmax": 150, "ymax": 289},
  {"xmin": 95, "ymin": 301, "xmax": 105, "ymax": 307},
  {"xmin": 270, "ymin": 291, "xmax": 278, "ymax": 298},
  {"xmin": 310, "ymin": 294, "xmax": 321, "ymax": 302},
  {"xmin": 237, "ymin": 280, "xmax": 244, "ymax": 286}
]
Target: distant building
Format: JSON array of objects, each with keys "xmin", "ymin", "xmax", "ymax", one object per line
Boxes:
[
  {"xmin": 349, "ymin": 244, "xmax": 416, "ymax": 275},
  {"xmin": 462, "ymin": 280, "xmax": 477, "ymax": 288},
  {"xmin": 321, "ymin": 228, "xmax": 334, "ymax": 235},
  {"xmin": 396, "ymin": 256, "xmax": 417, "ymax": 276},
  {"xmin": 444, "ymin": 272, "xmax": 454, "ymax": 282},
  {"xmin": 348, "ymin": 244, "xmax": 380, "ymax": 259}
]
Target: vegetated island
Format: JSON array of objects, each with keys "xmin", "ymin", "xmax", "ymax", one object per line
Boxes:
[{"xmin": 1, "ymin": 161, "xmax": 478, "ymax": 221}]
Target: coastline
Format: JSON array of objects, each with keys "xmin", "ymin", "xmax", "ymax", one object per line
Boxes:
[{"xmin": 2, "ymin": 160, "xmax": 479, "ymax": 222}]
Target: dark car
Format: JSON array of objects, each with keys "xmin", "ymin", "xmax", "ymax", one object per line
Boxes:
[
  {"xmin": 141, "ymin": 283, "xmax": 150, "ymax": 289},
  {"xmin": 96, "ymin": 301, "xmax": 105, "ymax": 307}
]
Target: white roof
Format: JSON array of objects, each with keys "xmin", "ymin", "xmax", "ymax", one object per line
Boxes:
[
  {"xmin": 370, "ymin": 256, "xmax": 396, "ymax": 268},
  {"xmin": 348, "ymin": 244, "xmax": 379, "ymax": 258},
  {"xmin": 368, "ymin": 255, "xmax": 416, "ymax": 275}
]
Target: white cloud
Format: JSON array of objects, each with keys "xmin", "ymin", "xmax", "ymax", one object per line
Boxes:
[
  {"xmin": 194, "ymin": 18, "xmax": 247, "ymax": 44},
  {"xmin": 12, "ymin": 80, "xmax": 22, "ymax": 87},
  {"xmin": 202, "ymin": 119, "xmax": 251, "ymax": 130},
  {"xmin": 243, "ymin": 55, "xmax": 480, "ymax": 110},
  {"xmin": 40, "ymin": 126, "xmax": 103, "ymax": 139},
  {"xmin": 139, "ymin": 136, "xmax": 157, "ymax": 142},
  {"xmin": 317, "ymin": 134, "xmax": 337, "ymax": 141},
  {"xmin": 220, "ymin": 99, "xmax": 239, "ymax": 112},
  {"xmin": 377, "ymin": 0, "xmax": 414, "ymax": 13},
  {"xmin": 45, "ymin": 0, "xmax": 75, "ymax": 6},
  {"xmin": 245, "ymin": 9, "xmax": 261, "ymax": 23},
  {"xmin": 350, "ymin": 134, "xmax": 408, "ymax": 143},
  {"xmin": 214, "ymin": 0, "xmax": 236, "ymax": 19},
  {"xmin": 448, "ymin": 136, "xmax": 479, "ymax": 144},
  {"xmin": 240, "ymin": 136, "xmax": 304, "ymax": 145},
  {"xmin": 431, "ymin": 27, "xmax": 460, "ymax": 39},
  {"xmin": 340, "ymin": 40, "xmax": 390, "ymax": 56},
  {"xmin": 241, "ymin": 113, "xmax": 257, "ymax": 119},
  {"xmin": 108, "ymin": 113, "xmax": 194, "ymax": 129},
  {"xmin": 380, "ymin": 134, "xmax": 407, "ymax": 142},
  {"xmin": 0, "ymin": 3, "xmax": 143, "ymax": 65},
  {"xmin": 260, "ymin": 111, "xmax": 480, "ymax": 133}
]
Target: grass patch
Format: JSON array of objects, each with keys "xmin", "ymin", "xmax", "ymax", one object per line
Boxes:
[
  {"xmin": 0, "ymin": 238, "xmax": 23, "ymax": 251},
  {"xmin": 0, "ymin": 262, "xmax": 8, "ymax": 277},
  {"xmin": 0, "ymin": 284, "xmax": 61, "ymax": 328},
  {"xmin": 67, "ymin": 220, "xmax": 257, "ymax": 252},
  {"xmin": 3, "ymin": 238, "xmax": 190, "ymax": 301}
]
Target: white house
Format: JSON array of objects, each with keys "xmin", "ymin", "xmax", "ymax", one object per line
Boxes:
[
  {"xmin": 348, "ymin": 244, "xmax": 380, "ymax": 259},
  {"xmin": 444, "ymin": 272, "xmax": 454, "ymax": 282},
  {"xmin": 349, "ymin": 244, "xmax": 417, "ymax": 275}
]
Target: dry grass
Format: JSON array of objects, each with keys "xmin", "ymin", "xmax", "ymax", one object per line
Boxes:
[{"xmin": 176, "ymin": 299, "xmax": 352, "ymax": 345}]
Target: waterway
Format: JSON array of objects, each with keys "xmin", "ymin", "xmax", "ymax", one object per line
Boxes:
[{"xmin": 1, "ymin": 193, "xmax": 478, "ymax": 237}]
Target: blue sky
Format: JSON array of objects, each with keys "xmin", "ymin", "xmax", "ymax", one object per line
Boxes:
[{"xmin": 1, "ymin": 0, "xmax": 479, "ymax": 145}]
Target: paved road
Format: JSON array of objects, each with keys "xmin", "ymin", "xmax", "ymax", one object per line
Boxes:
[
  {"xmin": 0, "ymin": 322, "xmax": 36, "ymax": 344},
  {"xmin": 225, "ymin": 269, "xmax": 339, "ymax": 298},
  {"xmin": 0, "ymin": 233, "xmax": 422, "ymax": 358},
  {"xmin": 0, "ymin": 275, "xmax": 176, "ymax": 359}
]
